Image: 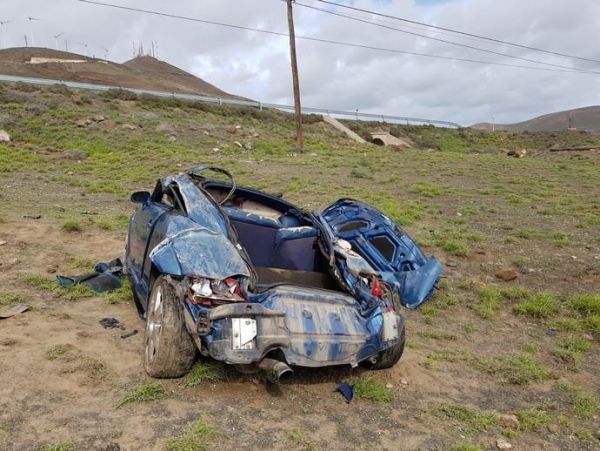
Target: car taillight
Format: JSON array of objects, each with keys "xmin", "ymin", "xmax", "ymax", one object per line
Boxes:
[{"xmin": 189, "ymin": 277, "xmax": 246, "ymax": 304}]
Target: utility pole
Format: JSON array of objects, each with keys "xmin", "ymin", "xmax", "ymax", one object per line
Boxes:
[{"xmin": 286, "ymin": 0, "xmax": 304, "ymax": 151}]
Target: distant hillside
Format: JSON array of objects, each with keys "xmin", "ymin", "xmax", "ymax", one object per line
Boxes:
[
  {"xmin": 0, "ymin": 47, "xmax": 243, "ymax": 99},
  {"xmin": 472, "ymin": 106, "xmax": 600, "ymax": 133}
]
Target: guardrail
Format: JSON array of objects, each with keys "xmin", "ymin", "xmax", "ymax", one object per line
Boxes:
[{"xmin": 0, "ymin": 73, "xmax": 462, "ymax": 128}]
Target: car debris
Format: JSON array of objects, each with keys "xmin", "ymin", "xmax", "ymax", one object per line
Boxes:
[
  {"xmin": 57, "ymin": 258, "xmax": 123, "ymax": 293},
  {"xmin": 99, "ymin": 317, "xmax": 125, "ymax": 330},
  {"xmin": 0, "ymin": 304, "xmax": 29, "ymax": 319},
  {"xmin": 335, "ymin": 382, "xmax": 354, "ymax": 403},
  {"xmin": 121, "ymin": 330, "xmax": 138, "ymax": 339},
  {"xmin": 125, "ymin": 165, "xmax": 443, "ymax": 379}
]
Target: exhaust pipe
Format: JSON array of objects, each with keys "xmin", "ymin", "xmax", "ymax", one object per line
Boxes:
[{"xmin": 257, "ymin": 358, "xmax": 293, "ymax": 382}]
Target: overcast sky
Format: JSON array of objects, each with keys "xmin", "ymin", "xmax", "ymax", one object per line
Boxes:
[{"xmin": 2, "ymin": 0, "xmax": 600, "ymax": 125}]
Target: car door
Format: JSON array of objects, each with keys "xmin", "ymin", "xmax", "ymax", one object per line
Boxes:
[{"xmin": 127, "ymin": 181, "xmax": 174, "ymax": 299}]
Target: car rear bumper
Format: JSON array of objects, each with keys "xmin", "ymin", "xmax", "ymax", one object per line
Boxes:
[{"xmin": 194, "ymin": 286, "xmax": 403, "ymax": 367}]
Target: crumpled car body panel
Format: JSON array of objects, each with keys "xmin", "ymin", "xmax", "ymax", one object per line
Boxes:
[{"xmin": 321, "ymin": 199, "xmax": 443, "ymax": 308}]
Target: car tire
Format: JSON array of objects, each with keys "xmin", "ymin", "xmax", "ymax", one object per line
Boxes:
[
  {"xmin": 144, "ymin": 275, "xmax": 195, "ymax": 378},
  {"xmin": 362, "ymin": 322, "xmax": 406, "ymax": 370}
]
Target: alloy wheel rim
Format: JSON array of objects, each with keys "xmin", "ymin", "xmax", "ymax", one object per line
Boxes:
[{"xmin": 146, "ymin": 285, "xmax": 163, "ymax": 363}]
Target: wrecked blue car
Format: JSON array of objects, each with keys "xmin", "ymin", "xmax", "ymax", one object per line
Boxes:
[{"xmin": 125, "ymin": 165, "xmax": 442, "ymax": 379}]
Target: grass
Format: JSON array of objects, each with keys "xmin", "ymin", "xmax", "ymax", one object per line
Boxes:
[
  {"xmin": 45, "ymin": 344, "xmax": 69, "ymax": 360},
  {"xmin": 450, "ymin": 443, "xmax": 483, "ymax": 451},
  {"xmin": 103, "ymin": 279, "xmax": 134, "ymax": 304},
  {"xmin": 68, "ymin": 256, "xmax": 96, "ymax": 270},
  {"xmin": 352, "ymin": 375, "xmax": 394, "ymax": 402},
  {"xmin": 0, "ymin": 291, "xmax": 23, "ymax": 305},
  {"xmin": 184, "ymin": 362, "xmax": 225, "ymax": 387},
  {"xmin": 514, "ymin": 408, "xmax": 550, "ymax": 431},
  {"xmin": 39, "ymin": 443, "xmax": 75, "ymax": 451},
  {"xmin": 117, "ymin": 381, "xmax": 165, "ymax": 408},
  {"xmin": 473, "ymin": 287, "xmax": 501, "ymax": 319},
  {"xmin": 435, "ymin": 402, "xmax": 496, "ymax": 433},
  {"xmin": 572, "ymin": 393, "xmax": 599, "ymax": 419},
  {"xmin": 62, "ymin": 219, "xmax": 82, "ymax": 232},
  {"xmin": 408, "ymin": 182, "xmax": 443, "ymax": 197},
  {"xmin": 21, "ymin": 273, "xmax": 95, "ymax": 301},
  {"xmin": 424, "ymin": 351, "xmax": 550, "ymax": 385},
  {"xmin": 513, "ymin": 293, "xmax": 560, "ymax": 318},
  {"xmin": 569, "ymin": 294, "xmax": 600, "ymax": 315},
  {"xmin": 553, "ymin": 336, "xmax": 592, "ymax": 369},
  {"xmin": 287, "ymin": 427, "xmax": 316, "ymax": 451},
  {"xmin": 165, "ymin": 417, "xmax": 218, "ymax": 451}
]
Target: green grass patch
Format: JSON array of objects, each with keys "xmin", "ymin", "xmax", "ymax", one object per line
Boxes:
[
  {"xmin": 473, "ymin": 287, "xmax": 500, "ymax": 319},
  {"xmin": 286, "ymin": 427, "xmax": 316, "ymax": 451},
  {"xmin": 0, "ymin": 291, "xmax": 23, "ymax": 305},
  {"xmin": 39, "ymin": 442, "xmax": 75, "ymax": 451},
  {"xmin": 68, "ymin": 256, "xmax": 95, "ymax": 270},
  {"xmin": 45, "ymin": 344, "xmax": 70, "ymax": 360},
  {"xmin": 425, "ymin": 351, "xmax": 550, "ymax": 385},
  {"xmin": 21, "ymin": 274, "xmax": 95, "ymax": 301},
  {"xmin": 435, "ymin": 402, "xmax": 496, "ymax": 433},
  {"xmin": 450, "ymin": 444, "xmax": 483, "ymax": 451},
  {"xmin": 513, "ymin": 293, "xmax": 559, "ymax": 318},
  {"xmin": 569, "ymin": 294, "xmax": 600, "ymax": 316},
  {"xmin": 352, "ymin": 376, "xmax": 394, "ymax": 402},
  {"xmin": 102, "ymin": 278, "xmax": 134, "ymax": 304},
  {"xmin": 408, "ymin": 182, "xmax": 443, "ymax": 197},
  {"xmin": 418, "ymin": 329, "xmax": 458, "ymax": 340},
  {"xmin": 184, "ymin": 362, "xmax": 225, "ymax": 387},
  {"xmin": 572, "ymin": 393, "xmax": 599, "ymax": 419},
  {"xmin": 117, "ymin": 382, "xmax": 165, "ymax": 408},
  {"xmin": 166, "ymin": 417, "xmax": 218, "ymax": 451},
  {"xmin": 62, "ymin": 219, "xmax": 82, "ymax": 232},
  {"xmin": 514, "ymin": 408, "xmax": 550, "ymax": 431}
]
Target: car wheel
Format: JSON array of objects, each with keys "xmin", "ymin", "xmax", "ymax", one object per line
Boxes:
[
  {"xmin": 362, "ymin": 323, "xmax": 406, "ymax": 370},
  {"xmin": 144, "ymin": 275, "xmax": 195, "ymax": 378}
]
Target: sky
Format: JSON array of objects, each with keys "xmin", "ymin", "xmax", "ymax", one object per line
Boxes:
[{"xmin": 1, "ymin": 0, "xmax": 600, "ymax": 126}]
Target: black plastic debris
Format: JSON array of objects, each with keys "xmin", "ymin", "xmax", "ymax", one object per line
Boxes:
[
  {"xmin": 56, "ymin": 258, "xmax": 123, "ymax": 293},
  {"xmin": 99, "ymin": 317, "xmax": 125, "ymax": 330},
  {"xmin": 335, "ymin": 382, "xmax": 354, "ymax": 403},
  {"xmin": 23, "ymin": 215, "xmax": 41, "ymax": 220},
  {"xmin": 120, "ymin": 330, "xmax": 138, "ymax": 339}
]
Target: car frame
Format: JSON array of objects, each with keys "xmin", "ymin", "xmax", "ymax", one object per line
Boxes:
[{"xmin": 125, "ymin": 165, "xmax": 442, "ymax": 379}]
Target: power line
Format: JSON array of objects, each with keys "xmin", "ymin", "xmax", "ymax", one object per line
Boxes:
[
  {"xmin": 296, "ymin": 2, "xmax": 598, "ymax": 74},
  {"xmin": 75, "ymin": 0, "xmax": 596, "ymax": 76},
  {"xmin": 315, "ymin": 0, "xmax": 600, "ymax": 66}
]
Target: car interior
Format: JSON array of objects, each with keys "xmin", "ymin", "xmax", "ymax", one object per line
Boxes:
[{"xmin": 203, "ymin": 183, "xmax": 342, "ymax": 292}]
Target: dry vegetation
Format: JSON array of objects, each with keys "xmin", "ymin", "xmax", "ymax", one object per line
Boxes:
[{"xmin": 0, "ymin": 82, "xmax": 599, "ymax": 450}]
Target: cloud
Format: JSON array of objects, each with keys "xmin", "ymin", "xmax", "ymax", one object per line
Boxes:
[{"xmin": 3, "ymin": 0, "xmax": 600, "ymax": 125}]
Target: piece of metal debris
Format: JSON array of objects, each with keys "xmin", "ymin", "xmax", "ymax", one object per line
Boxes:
[
  {"xmin": 0, "ymin": 304, "xmax": 29, "ymax": 319},
  {"xmin": 99, "ymin": 317, "xmax": 125, "ymax": 330},
  {"xmin": 335, "ymin": 382, "xmax": 354, "ymax": 403},
  {"xmin": 120, "ymin": 330, "xmax": 138, "ymax": 339}
]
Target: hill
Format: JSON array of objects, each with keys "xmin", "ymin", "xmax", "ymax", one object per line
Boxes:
[
  {"xmin": 0, "ymin": 47, "xmax": 242, "ymax": 99},
  {"xmin": 472, "ymin": 105, "xmax": 600, "ymax": 132}
]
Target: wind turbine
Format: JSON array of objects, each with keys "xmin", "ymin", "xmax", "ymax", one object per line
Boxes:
[
  {"xmin": 75, "ymin": 41, "xmax": 88, "ymax": 56},
  {"xmin": 53, "ymin": 32, "xmax": 63, "ymax": 50},
  {"xmin": 0, "ymin": 20, "xmax": 12, "ymax": 49},
  {"xmin": 101, "ymin": 46, "xmax": 109, "ymax": 60},
  {"xmin": 27, "ymin": 16, "xmax": 41, "ymax": 47}
]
